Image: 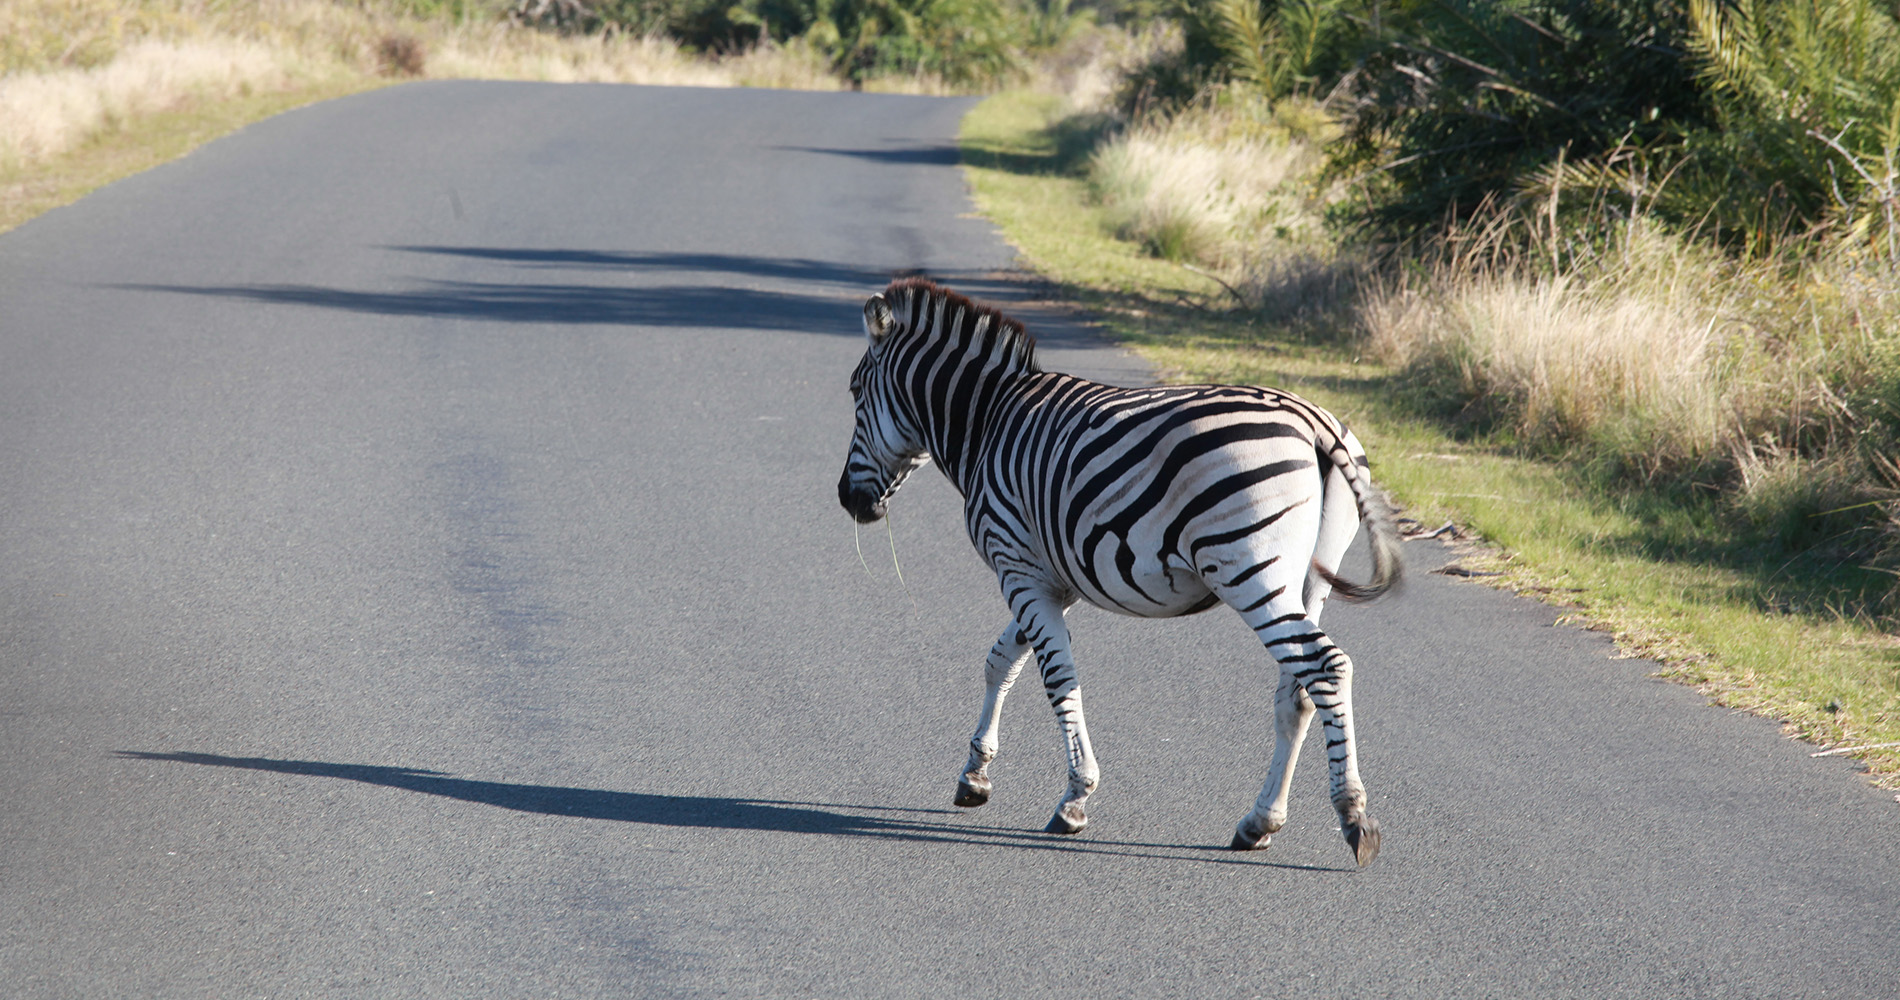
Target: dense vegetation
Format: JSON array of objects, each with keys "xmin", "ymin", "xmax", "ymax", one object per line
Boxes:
[
  {"xmin": 503, "ymin": 0, "xmax": 1097, "ymax": 85},
  {"xmin": 1126, "ymin": 0, "xmax": 1900, "ymax": 250},
  {"xmin": 1082, "ymin": 0, "xmax": 1900, "ymax": 624}
]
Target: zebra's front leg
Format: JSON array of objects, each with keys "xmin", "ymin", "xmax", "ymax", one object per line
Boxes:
[
  {"xmin": 956, "ymin": 623, "xmax": 1030, "ymax": 808},
  {"xmin": 1011, "ymin": 594, "xmax": 1096, "ymax": 835}
]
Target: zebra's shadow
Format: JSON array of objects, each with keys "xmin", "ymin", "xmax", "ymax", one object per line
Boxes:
[{"xmin": 112, "ymin": 751, "xmax": 1344, "ymax": 871}]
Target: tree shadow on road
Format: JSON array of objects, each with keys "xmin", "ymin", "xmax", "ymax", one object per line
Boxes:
[
  {"xmin": 114, "ymin": 751, "xmax": 1345, "ymax": 871},
  {"xmin": 109, "ymin": 281, "xmax": 869, "ymax": 332},
  {"xmin": 772, "ymin": 144, "xmax": 960, "ymax": 166},
  {"xmin": 108, "ymin": 248, "xmax": 1056, "ymax": 336},
  {"xmin": 386, "ymin": 247, "xmax": 894, "ymax": 287}
]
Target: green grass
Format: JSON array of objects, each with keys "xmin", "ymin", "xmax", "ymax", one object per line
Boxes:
[
  {"xmin": 959, "ymin": 89, "xmax": 1900, "ymax": 785},
  {"xmin": 959, "ymin": 92, "xmax": 1209, "ymax": 300}
]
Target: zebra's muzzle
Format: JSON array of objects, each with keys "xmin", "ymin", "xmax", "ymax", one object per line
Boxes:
[{"xmin": 838, "ymin": 470, "xmax": 887, "ymax": 524}]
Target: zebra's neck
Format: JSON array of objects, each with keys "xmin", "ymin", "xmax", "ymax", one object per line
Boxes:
[{"xmin": 885, "ymin": 284, "xmax": 1040, "ymax": 494}]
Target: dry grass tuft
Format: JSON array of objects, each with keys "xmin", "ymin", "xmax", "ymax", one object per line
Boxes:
[
  {"xmin": 720, "ymin": 39, "xmax": 843, "ymax": 92},
  {"xmin": 1232, "ymin": 247, "xmax": 1368, "ymax": 325},
  {"xmin": 0, "ymin": 0, "xmax": 856, "ymax": 180},
  {"xmin": 1356, "ymin": 213, "xmax": 1900, "ymax": 586},
  {"xmin": 0, "ymin": 37, "xmax": 321, "ymax": 170},
  {"xmin": 1026, "ymin": 23, "xmax": 1179, "ymax": 114},
  {"xmin": 377, "ymin": 33, "xmax": 426, "ymax": 77},
  {"xmin": 425, "ymin": 26, "xmax": 728, "ymax": 85},
  {"xmin": 1088, "ymin": 95, "xmax": 1327, "ymax": 270},
  {"xmin": 1358, "ymin": 222, "xmax": 1733, "ymax": 462}
]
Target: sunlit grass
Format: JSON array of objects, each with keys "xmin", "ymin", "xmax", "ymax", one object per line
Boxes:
[
  {"xmin": 1, "ymin": 35, "xmax": 332, "ymax": 171},
  {"xmin": 0, "ymin": 73, "xmax": 386, "ymax": 234},
  {"xmin": 1088, "ymin": 96, "xmax": 1328, "ymax": 269},
  {"xmin": 0, "ymin": 0, "xmax": 851, "ymax": 234}
]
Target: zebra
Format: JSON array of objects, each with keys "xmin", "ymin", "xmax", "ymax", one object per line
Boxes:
[{"xmin": 836, "ymin": 278, "xmax": 1403, "ymax": 865}]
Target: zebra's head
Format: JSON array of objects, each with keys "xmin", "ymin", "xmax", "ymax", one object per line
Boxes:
[{"xmin": 838, "ymin": 292, "xmax": 930, "ymax": 524}]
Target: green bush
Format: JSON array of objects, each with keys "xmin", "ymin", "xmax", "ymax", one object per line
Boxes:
[
  {"xmin": 509, "ymin": 0, "xmax": 1031, "ymax": 85},
  {"xmin": 1674, "ymin": 0, "xmax": 1900, "ymax": 255},
  {"xmin": 1114, "ymin": 0, "xmax": 1369, "ymax": 114},
  {"xmin": 822, "ymin": 0, "xmax": 1022, "ymax": 84},
  {"xmin": 1333, "ymin": 0, "xmax": 1710, "ymax": 242},
  {"xmin": 1322, "ymin": 0, "xmax": 1900, "ymax": 257}
]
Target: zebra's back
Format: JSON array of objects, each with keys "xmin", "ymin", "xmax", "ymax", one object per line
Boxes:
[{"xmin": 973, "ymin": 377, "xmax": 1357, "ymax": 620}]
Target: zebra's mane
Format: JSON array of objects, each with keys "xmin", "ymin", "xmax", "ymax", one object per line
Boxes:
[{"xmin": 884, "ymin": 277, "xmax": 1041, "ymax": 374}]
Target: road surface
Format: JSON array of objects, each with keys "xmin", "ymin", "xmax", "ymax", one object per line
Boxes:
[{"xmin": 2, "ymin": 81, "xmax": 1896, "ymax": 997}]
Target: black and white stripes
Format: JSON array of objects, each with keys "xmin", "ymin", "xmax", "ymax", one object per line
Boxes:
[{"xmin": 838, "ymin": 278, "xmax": 1403, "ymax": 865}]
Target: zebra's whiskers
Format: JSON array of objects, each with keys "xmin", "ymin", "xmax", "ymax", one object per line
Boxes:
[
  {"xmin": 850, "ymin": 508, "xmax": 918, "ymax": 607},
  {"xmin": 887, "ymin": 507, "xmax": 917, "ymax": 608},
  {"xmin": 854, "ymin": 521, "xmax": 874, "ymax": 578}
]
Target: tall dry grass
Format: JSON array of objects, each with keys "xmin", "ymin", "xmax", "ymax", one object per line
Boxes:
[
  {"xmin": 0, "ymin": 0, "xmax": 841, "ymax": 174},
  {"xmin": 1026, "ymin": 21, "xmax": 1179, "ymax": 115},
  {"xmin": 1359, "ymin": 222, "xmax": 1734, "ymax": 464},
  {"xmin": 1357, "ymin": 213, "xmax": 1900, "ymax": 573},
  {"xmin": 1070, "ymin": 78, "xmax": 1899, "ymax": 577},
  {"xmin": 0, "ymin": 36, "xmax": 317, "ymax": 169},
  {"xmin": 1088, "ymin": 94, "xmax": 1329, "ymax": 270},
  {"xmin": 1079, "ymin": 87, "xmax": 1368, "ymax": 329}
]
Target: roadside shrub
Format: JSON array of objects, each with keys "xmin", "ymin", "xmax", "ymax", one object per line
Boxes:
[
  {"xmin": 1202, "ymin": 0, "xmax": 1357, "ymax": 96},
  {"xmin": 1674, "ymin": 0, "xmax": 1900, "ymax": 255},
  {"xmin": 1355, "ymin": 206, "xmax": 1900, "ymax": 589},
  {"xmin": 827, "ymin": 0, "xmax": 1022, "ymax": 87},
  {"xmin": 1324, "ymin": 0, "xmax": 1900, "ymax": 259},
  {"xmin": 1113, "ymin": 0, "xmax": 1367, "ymax": 116},
  {"xmin": 1089, "ymin": 89, "xmax": 1328, "ymax": 267},
  {"xmin": 1334, "ymin": 0, "xmax": 1709, "ymax": 242},
  {"xmin": 377, "ymin": 33, "xmax": 428, "ymax": 75}
]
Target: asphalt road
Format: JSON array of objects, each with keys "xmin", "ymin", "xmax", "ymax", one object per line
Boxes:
[{"xmin": 2, "ymin": 82, "xmax": 1896, "ymax": 998}]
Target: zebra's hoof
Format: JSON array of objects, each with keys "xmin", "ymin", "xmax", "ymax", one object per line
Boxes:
[
  {"xmin": 1344, "ymin": 815, "xmax": 1381, "ymax": 867},
  {"xmin": 1044, "ymin": 803, "xmax": 1087, "ymax": 835},
  {"xmin": 1230, "ymin": 815, "xmax": 1272, "ymax": 851},
  {"xmin": 1229, "ymin": 830, "xmax": 1271, "ymax": 851},
  {"xmin": 953, "ymin": 775, "xmax": 991, "ymax": 808}
]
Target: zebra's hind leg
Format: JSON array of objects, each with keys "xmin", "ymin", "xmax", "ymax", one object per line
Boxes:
[
  {"xmin": 956, "ymin": 623, "xmax": 1031, "ymax": 808},
  {"xmin": 1236, "ymin": 599, "xmax": 1380, "ymax": 866},
  {"xmin": 1231, "ymin": 669, "xmax": 1316, "ymax": 851}
]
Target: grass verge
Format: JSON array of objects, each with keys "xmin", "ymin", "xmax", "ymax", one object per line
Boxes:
[
  {"xmin": 1, "ymin": 74, "xmax": 384, "ymax": 235},
  {"xmin": 0, "ymin": 1, "xmax": 855, "ymax": 237},
  {"xmin": 959, "ymin": 89, "xmax": 1900, "ymax": 786}
]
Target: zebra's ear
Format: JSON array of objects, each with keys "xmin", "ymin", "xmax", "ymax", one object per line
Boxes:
[{"xmin": 864, "ymin": 295, "xmax": 897, "ymax": 346}]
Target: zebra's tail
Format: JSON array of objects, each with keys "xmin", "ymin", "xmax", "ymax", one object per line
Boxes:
[{"xmin": 1311, "ymin": 433, "xmax": 1405, "ymax": 604}]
